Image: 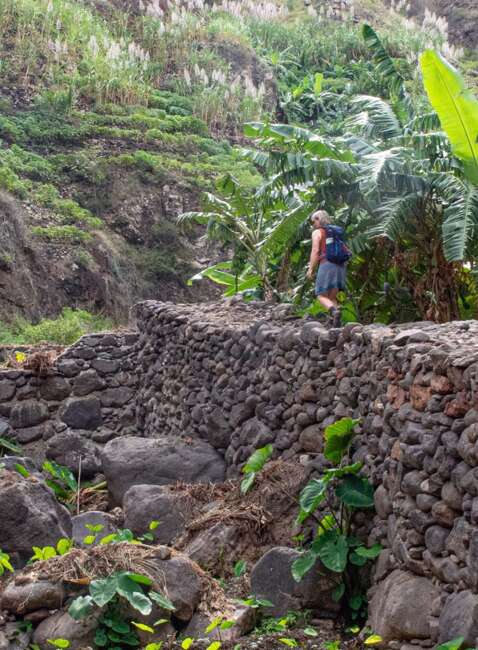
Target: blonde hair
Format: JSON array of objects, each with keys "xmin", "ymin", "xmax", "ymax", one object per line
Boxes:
[{"xmin": 311, "ymin": 210, "xmax": 332, "ymax": 226}]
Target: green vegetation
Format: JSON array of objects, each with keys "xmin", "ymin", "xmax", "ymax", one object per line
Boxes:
[
  {"xmin": 293, "ymin": 418, "xmax": 380, "ymax": 621},
  {"xmin": 0, "ymin": 308, "xmax": 112, "ymax": 345}
]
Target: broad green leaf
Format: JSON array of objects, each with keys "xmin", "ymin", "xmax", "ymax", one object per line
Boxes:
[
  {"xmin": 420, "ymin": 50, "xmax": 478, "ymax": 183},
  {"xmin": 304, "ymin": 627, "xmax": 318, "ymax": 637},
  {"xmin": 233, "ymin": 559, "xmax": 247, "ymax": 577},
  {"xmin": 355, "ymin": 543, "xmax": 382, "ymax": 559},
  {"xmin": 56, "ymin": 538, "xmax": 73, "ymax": 555},
  {"xmin": 14, "ymin": 463, "xmax": 30, "ymax": 478},
  {"xmin": 349, "ymin": 551, "xmax": 368, "ymax": 567},
  {"xmin": 243, "ymin": 444, "xmax": 273, "ymax": 473},
  {"xmin": 240, "ymin": 472, "xmax": 256, "ymax": 495},
  {"xmin": 116, "ymin": 574, "xmax": 152, "ymax": 615},
  {"xmin": 316, "ymin": 514, "xmax": 336, "ymax": 537},
  {"xmin": 153, "ymin": 620, "xmax": 169, "ymax": 626},
  {"xmin": 42, "ymin": 546, "xmax": 57, "ymax": 560},
  {"xmin": 131, "ymin": 622, "xmax": 154, "ymax": 633},
  {"xmin": 99, "ymin": 533, "xmax": 117, "ymax": 545},
  {"xmin": 90, "ymin": 576, "xmax": 118, "ymax": 607},
  {"xmin": 150, "ymin": 591, "xmax": 176, "ymax": 611},
  {"xmin": 336, "ymin": 476, "xmax": 374, "ymax": 508},
  {"xmin": 279, "ymin": 639, "xmax": 298, "ymax": 648},
  {"xmin": 85, "ymin": 524, "xmax": 104, "ymax": 533},
  {"xmin": 349, "ymin": 594, "xmax": 365, "ymax": 611},
  {"xmin": 181, "ymin": 640, "xmax": 194, "ymax": 650},
  {"xmin": 220, "ymin": 621, "xmax": 235, "ymax": 630},
  {"xmin": 145, "ymin": 644, "xmax": 163, "ymax": 650},
  {"xmin": 205, "ymin": 617, "xmax": 222, "ymax": 633},
  {"xmin": 83, "ymin": 535, "xmax": 96, "ymax": 545},
  {"xmin": 323, "ymin": 462, "xmax": 363, "ymax": 480},
  {"xmin": 291, "ymin": 550, "xmax": 317, "ymax": 582},
  {"xmin": 149, "ymin": 520, "xmax": 160, "ymax": 530},
  {"xmin": 312, "ymin": 530, "xmax": 348, "ymax": 573},
  {"xmin": 126, "ymin": 573, "xmax": 153, "ymax": 586},
  {"xmin": 68, "ymin": 595, "xmax": 94, "ymax": 620},
  {"xmin": 47, "ymin": 640, "xmax": 70, "ymax": 649},
  {"xmin": 364, "ymin": 635, "xmax": 383, "ymax": 646},
  {"xmin": 324, "ymin": 418, "xmax": 359, "ymax": 464},
  {"xmin": 297, "ymin": 478, "xmax": 329, "ymax": 522},
  {"xmin": 206, "ymin": 643, "xmax": 221, "ymax": 650}
]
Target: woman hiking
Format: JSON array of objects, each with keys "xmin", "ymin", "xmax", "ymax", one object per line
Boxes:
[{"xmin": 306, "ymin": 209, "xmax": 350, "ymax": 327}]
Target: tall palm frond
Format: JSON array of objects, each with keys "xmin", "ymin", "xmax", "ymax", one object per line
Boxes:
[{"xmin": 367, "ymin": 194, "xmax": 424, "ymax": 240}]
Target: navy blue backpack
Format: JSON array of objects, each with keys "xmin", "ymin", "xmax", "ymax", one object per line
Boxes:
[{"xmin": 321, "ymin": 225, "xmax": 352, "ymax": 265}]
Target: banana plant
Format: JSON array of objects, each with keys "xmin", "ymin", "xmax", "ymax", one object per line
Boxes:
[{"xmin": 420, "ymin": 50, "xmax": 478, "ymax": 184}]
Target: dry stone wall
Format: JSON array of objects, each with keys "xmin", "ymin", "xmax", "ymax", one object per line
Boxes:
[
  {"xmin": 0, "ymin": 331, "xmax": 138, "ymax": 469},
  {"xmin": 2, "ymin": 299, "xmax": 478, "ymax": 646},
  {"xmin": 134, "ymin": 300, "xmax": 478, "ymax": 647}
]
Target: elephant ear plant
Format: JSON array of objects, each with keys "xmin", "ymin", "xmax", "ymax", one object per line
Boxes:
[{"xmin": 292, "ymin": 418, "xmax": 381, "ymax": 620}]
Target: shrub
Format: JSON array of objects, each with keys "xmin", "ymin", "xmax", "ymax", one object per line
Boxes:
[
  {"xmin": 31, "ymin": 225, "xmax": 92, "ymax": 243},
  {"xmin": 0, "ymin": 307, "xmax": 112, "ymax": 346}
]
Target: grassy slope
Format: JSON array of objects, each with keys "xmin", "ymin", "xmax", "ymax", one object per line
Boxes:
[{"xmin": 0, "ymin": 0, "xmax": 473, "ymax": 325}]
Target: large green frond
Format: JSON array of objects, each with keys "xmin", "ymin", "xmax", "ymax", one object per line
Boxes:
[
  {"xmin": 420, "ymin": 50, "xmax": 478, "ymax": 183},
  {"xmin": 347, "ymin": 95, "xmax": 402, "ymax": 140},
  {"xmin": 435, "ymin": 174, "xmax": 478, "ymax": 260}
]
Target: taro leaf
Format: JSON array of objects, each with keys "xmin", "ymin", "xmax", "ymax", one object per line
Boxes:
[
  {"xmin": 312, "ymin": 530, "xmax": 348, "ymax": 573},
  {"xmin": 349, "ymin": 551, "xmax": 367, "ymax": 567},
  {"xmin": 323, "ymin": 462, "xmax": 363, "ymax": 480},
  {"xmin": 291, "ymin": 550, "xmax": 317, "ymax": 582},
  {"xmin": 90, "ymin": 576, "xmax": 118, "ymax": 607},
  {"xmin": 109, "ymin": 619, "xmax": 130, "ymax": 634},
  {"xmin": 116, "ymin": 573, "xmax": 152, "ymax": 615},
  {"xmin": 297, "ymin": 477, "xmax": 329, "ymax": 523},
  {"xmin": 324, "ymin": 418, "xmax": 359, "ymax": 464},
  {"xmin": 94, "ymin": 628, "xmax": 108, "ymax": 647},
  {"xmin": 68, "ymin": 595, "xmax": 94, "ymax": 620},
  {"xmin": 149, "ymin": 590, "xmax": 176, "ymax": 611},
  {"xmin": 304, "ymin": 627, "xmax": 318, "ymax": 637},
  {"xmin": 335, "ymin": 476, "xmax": 374, "ymax": 508},
  {"xmin": 126, "ymin": 573, "xmax": 153, "ymax": 586},
  {"xmin": 316, "ymin": 514, "xmax": 335, "ymax": 537},
  {"xmin": 355, "ymin": 543, "xmax": 382, "ymax": 559},
  {"xmin": 243, "ymin": 444, "xmax": 273, "ymax": 474},
  {"xmin": 240, "ymin": 472, "xmax": 256, "ymax": 495},
  {"xmin": 349, "ymin": 594, "xmax": 365, "ymax": 611}
]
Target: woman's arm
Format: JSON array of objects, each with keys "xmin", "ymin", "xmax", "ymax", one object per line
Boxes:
[{"xmin": 307, "ymin": 229, "xmax": 322, "ymax": 279}]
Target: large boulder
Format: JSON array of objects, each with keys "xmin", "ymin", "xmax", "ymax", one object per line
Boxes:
[
  {"xmin": 0, "ymin": 470, "xmax": 72, "ymax": 561},
  {"xmin": 60, "ymin": 396, "xmax": 102, "ymax": 430},
  {"xmin": 154, "ymin": 555, "xmax": 202, "ymax": 621},
  {"xmin": 250, "ymin": 547, "xmax": 339, "ymax": 617},
  {"xmin": 102, "ymin": 437, "xmax": 226, "ymax": 505},
  {"xmin": 439, "ymin": 591, "xmax": 478, "ymax": 647},
  {"xmin": 368, "ymin": 570, "xmax": 439, "ymax": 642},
  {"xmin": 123, "ymin": 484, "xmax": 192, "ymax": 544},
  {"xmin": 46, "ymin": 431, "xmax": 102, "ymax": 478},
  {"xmin": 33, "ymin": 611, "xmax": 100, "ymax": 650},
  {"xmin": 1, "ymin": 580, "xmax": 65, "ymax": 614}
]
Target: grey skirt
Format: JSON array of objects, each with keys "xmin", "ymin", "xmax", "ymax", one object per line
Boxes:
[{"xmin": 315, "ymin": 261, "xmax": 346, "ymax": 296}]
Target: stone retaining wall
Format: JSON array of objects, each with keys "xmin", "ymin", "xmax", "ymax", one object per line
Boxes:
[
  {"xmin": 0, "ymin": 331, "xmax": 138, "ymax": 465},
  {"xmin": 134, "ymin": 300, "xmax": 478, "ymax": 647}
]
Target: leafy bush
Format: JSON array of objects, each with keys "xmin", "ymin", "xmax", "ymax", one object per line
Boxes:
[
  {"xmin": 31, "ymin": 225, "xmax": 92, "ymax": 243},
  {"xmin": 292, "ymin": 418, "xmax": 381, "ymax": 620},
  {"xmin": 0, "ymin": 308, "xmax": 112, "ymax": 345}
]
